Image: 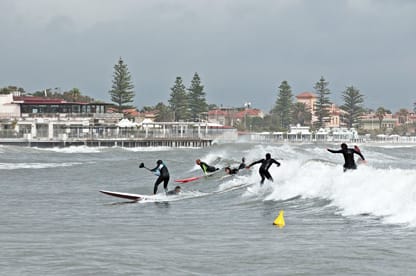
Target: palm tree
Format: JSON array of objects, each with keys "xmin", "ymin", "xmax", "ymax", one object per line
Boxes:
[
  {"xmin": 375, "ymin": 107, "xmax": 387, "ymax": 130},
  {"xmin": 397, "ymin": 108, "xmax": 409, "ymax": 124},
  {"xmin": 291, "ymin": 102, "xmax": 311, "ymax": 126}
]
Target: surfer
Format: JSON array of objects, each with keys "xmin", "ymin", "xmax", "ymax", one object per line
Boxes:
[
  {"xmin": 224, "ymin": 157, "xmax": 246, "ymax": 175},
  {"xmin": 246, "ymin": 153, "xmax": 281, "ymax": 185},
  {"xmin": 327, "ymin": 143, "xmax": 365, "ymax": 172},
  {"xmin": 150, "ymin": 160, "xmax": 170, "ymax": 194},
  {"xmin": 224, "ymin": 166, "xmax": 239, "ymax": 175},
  {"xmin": 196, "ymin": 159, "xmax": 219, "ymax": 175},
  {"xmin": 166, "ymin": 186, "xmax": 181, "ymax": 195}
]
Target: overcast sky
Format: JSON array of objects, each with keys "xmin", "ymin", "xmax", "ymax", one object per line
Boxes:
[{"xmin": 1, "ymin": 0, "xmax": 415, "ymax": 112}]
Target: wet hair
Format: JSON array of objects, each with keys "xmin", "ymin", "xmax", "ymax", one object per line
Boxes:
[
  {"xmin": 265, "ymin": 153, "xmax": 271, "ymax": 159},
  {"xmin": 341, "ymin": 143, "xmax": 348, "ymax": 150},
  {"xmin": 157, "ymin": 160, "xmax": 163, "ymax": 165},
  {"xmin": 196, "ymin": 159, "xmax": 201, "ymax": 164},
  {"xmin": 175, "ymin": 186, "xmax": 181, "ymax": 190}
]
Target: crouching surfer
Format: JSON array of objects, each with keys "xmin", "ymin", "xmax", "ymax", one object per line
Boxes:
[{"xmin": 246, "ymin": 153, "xmax": 281, "ymax": 185}]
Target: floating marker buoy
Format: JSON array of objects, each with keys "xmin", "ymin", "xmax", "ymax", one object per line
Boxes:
[{"xmin": 273, "ymin": 210, "xmax": 285, "ymax": 228}]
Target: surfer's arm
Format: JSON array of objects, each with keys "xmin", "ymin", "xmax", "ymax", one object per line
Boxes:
[
  {"xmin": 354, "ymin": 150, "xmax": 365, "ymax": 161},
  {"xmin": 247, "ymin": 159, "xmax": 262, "ymax": 168},
  {"xmin": 273, "ymin": 159, "xmax": 281, "ymax": 167},
  {"xmin": 327, "ymin": 149, "xmax": 342, "ymax": 153}
]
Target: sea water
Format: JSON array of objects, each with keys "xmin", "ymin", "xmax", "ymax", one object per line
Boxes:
[{"xmin": 1, "ymin": 142, "xmax": 416, "ymax": 275}]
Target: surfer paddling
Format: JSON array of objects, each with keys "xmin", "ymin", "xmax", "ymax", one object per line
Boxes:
[
  {"xmin": 327, "ymin": 143, "xmax": 365, "ymax": 172},
  {"xmin": 196, "ymin": 159, "xmax": 219, "ymax": 175},
  {"xmin": 224, "ymin": 157, "xmax": 246, "ymax": 175},
  {"xmin": 166, "ymin": 186, "xmax": 181, "ymax": 195},
  {"xmin": 246, "ymin": 153, "xmax": 281, "ymax": 185}
]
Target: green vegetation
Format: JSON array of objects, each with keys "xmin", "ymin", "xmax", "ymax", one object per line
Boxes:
[
  {"xmin": 109, "ymin": 57, "xmax": 135, "ymax": 112},
  {"xmin": 313, "ymin": 76, "xmax": 332, "ymax": 129},
  {"xmin": 188, "ymin": 72, "xmax": 208, "ymax": 122},
  {"xmin": 272, "ymin": 80, "xmax": 293, "ymax": 131},
  {"xmin": 340, "ymin": 86, "xmax": 365, "ymax": 128}
]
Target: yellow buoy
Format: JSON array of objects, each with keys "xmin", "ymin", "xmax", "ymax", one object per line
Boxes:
[{"xmin": 273, "ymin": 210, "xmax": 285, "ymax": 228}]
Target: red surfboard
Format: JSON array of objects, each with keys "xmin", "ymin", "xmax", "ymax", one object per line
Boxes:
[{"xmin": 174, "ymin": 176, "xmax": 203, "ymax": 183}]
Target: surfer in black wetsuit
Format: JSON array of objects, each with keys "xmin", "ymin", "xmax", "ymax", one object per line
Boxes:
[
  {"xmin": 225, "ymin": 157, "xmax": 246, "ymax": 175},
  {"xmin": 150, "ymin": 160, "xmax": 170, "ymax": 194},
  {"xmin": 225, "ymin": 166, "xmax": 239, "ymax": 175},
  {"xmin": 196, "ymin": 159, "xmax": 219, "ymax": 174},
  {"xmin": 166, "ymin": 186, "xmax": 181, "ymax": 195},
  {"xmin": 327, "ymin": 143, "xmax": 365, "ymax": 172},
  {"xmin": 246, "ymin": 153, "xmax": 281, "ymax": 185}
]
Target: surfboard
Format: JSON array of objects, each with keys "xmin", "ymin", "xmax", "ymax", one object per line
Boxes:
[
  {"xmin": 175, "ymin": 176, "xmax": 202, "ymax": 183},
  {"xmin": 100, "ymin": 190, "xmax": 150, "ymax": 201}
]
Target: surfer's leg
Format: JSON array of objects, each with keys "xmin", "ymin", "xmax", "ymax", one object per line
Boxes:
[
  {"xmin": 153, "ymin": 177, "xmax": 163, "ymax": 194},
  {"xmin": 163, "ymin": 176, "xmax": 170, "ymax": 193},
  {"xmin": 264, "ymin": 171, "xmax": 273, "ymax": 182},
  {"xmin": 260, "ymin": 172, "xmax": 266, "ymax": 185}
]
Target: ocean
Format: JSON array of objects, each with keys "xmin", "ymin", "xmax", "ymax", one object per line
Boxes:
[{"xmin": 1, "ymin": 142, "xmax": 416, "ymax": 275}]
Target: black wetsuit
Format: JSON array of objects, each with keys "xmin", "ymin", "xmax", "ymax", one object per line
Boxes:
[
  {"xmin": 166, "ymin": 189, "xmax": 179, "ymax": 195},
  {"xmin": 238, "ymin": 162, "xmax": 246, "ymax": 170},
  {"xmin": 150, "ymin": 163, "xmax": 170, "ymax": 194},
  {"xmin": 226, "ymin": 167, "xmax": 239, "ymax": 175},
  {"xmin": 327, "ymin": 148, "xmax": 365, "ymax": 172},
  {"xmin": 248, "ymin": 157, "xmax": 281, "ymax": 185},
  {"xmin": 199, "ymin": 161, "xmax": 218, "ymax": 174}
]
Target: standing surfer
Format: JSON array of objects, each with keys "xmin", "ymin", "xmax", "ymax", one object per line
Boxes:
[
  {"xmin": 150, "ymin": 160, "xmax": 170, "ymax": 194},
  {"xmin": 246, "ymin": 153, "xmax": 281, "ymax": 185},
  {"xmin": 327, "ymin": 143, "xmax": 365, "ymax": 172}
]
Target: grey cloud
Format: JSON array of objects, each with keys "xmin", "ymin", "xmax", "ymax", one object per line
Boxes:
[{"xmin": 0, "ymin": 0, "xmax": 415, "ymax": 111}]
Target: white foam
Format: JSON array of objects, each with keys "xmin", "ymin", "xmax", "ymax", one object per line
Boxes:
[{"xmin": 0, "ymin": 162, "xmax": 83, "ymax": 170}]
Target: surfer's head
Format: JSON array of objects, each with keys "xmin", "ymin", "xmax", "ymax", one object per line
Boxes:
[
  {"xmin": 157, "ymin": 159, "xmax": 163, "ymax": 165},
  {"xmin": 341, "ymin": 143, "xmax": 348, "ymax": 150},
  {"xmin": 196, "ymin": 159, "xmax": 201, "ymax": 165},
  {"xmin": 224, "ymin": 167, "xmax": 231, "ymax": 174},
  {"xmin": 175, "ymin": 186, "xmax": 181, "ymax": 193},
  {"xmin": 265, "ymin": 153, "xmax": 271, "ymax": 159}
]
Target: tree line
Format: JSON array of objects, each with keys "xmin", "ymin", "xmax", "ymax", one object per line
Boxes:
[{"xmin": 2, "ymin": 57, "xmax": 415, "ymax": 134}]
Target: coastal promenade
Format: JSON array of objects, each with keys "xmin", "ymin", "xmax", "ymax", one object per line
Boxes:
[{"xmin": 0, "ymin": 137, "xmax": 213, "ymax": 148}]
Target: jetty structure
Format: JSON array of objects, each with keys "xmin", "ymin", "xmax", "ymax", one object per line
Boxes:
[{"xmin": 0, "ymin": 93, "xmax": 237, "ymax": 147}]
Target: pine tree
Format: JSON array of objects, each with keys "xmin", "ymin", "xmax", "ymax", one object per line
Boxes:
[
  {"xmin": 109, "ymin": 57, "xmax": 135, "ymax": 113},
  {"xmin": 168, "ymin": 77, "xmax": 189, "ymax": 121},
  {"xmin": 313, "ymin": 76, "xmax": 331, "ymax": 129},
  {"xmin": 340, "ymin": 86, "xmax": 365, "ymax": 128},
  {"xmin": 272, "ymin": 80, "xmax": 293, "ymax": 130},
  {"xmin": 188, "ymin": 72, "xmax": 208, "ymax": 122}
]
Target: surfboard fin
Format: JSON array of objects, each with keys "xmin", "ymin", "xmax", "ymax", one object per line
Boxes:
[{"xmin": 273, "ymin": 210, "xmax": 285, "ymax": 228}]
